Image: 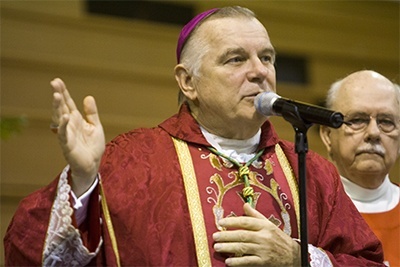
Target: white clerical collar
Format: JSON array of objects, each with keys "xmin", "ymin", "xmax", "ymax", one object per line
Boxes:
[
  {"xmin": 200, "ymin": 127, "xmax": 261, "ymax": 163},
  {"xmin": 341, "ymin": 175, "xmax": 400, "ymax": 213}
]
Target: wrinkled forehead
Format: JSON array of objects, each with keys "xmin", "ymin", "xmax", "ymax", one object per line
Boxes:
[
  {"xmin": 195, "ymin": 16, "xmax": 270, "ymax": 44},
  {"xmin": 336, "ymin": 82, "xmax": 399, "ymax": 114},
  {"xmin": 208, "ymin": 16, "xmax": 265, "ymax": 31}
]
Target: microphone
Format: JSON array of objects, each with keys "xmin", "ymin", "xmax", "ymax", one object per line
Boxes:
[{"xmin": 254, "ymin": 91, "xmax": 344, "ymax": 128}]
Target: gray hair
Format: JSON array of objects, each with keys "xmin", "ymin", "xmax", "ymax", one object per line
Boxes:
[{"xmin": 325, "ymin": 79, "xmax": 343, "ymax": 109}]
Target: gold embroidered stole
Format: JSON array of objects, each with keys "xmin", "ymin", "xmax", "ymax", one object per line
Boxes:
[
  {"xmin": 172, "ymin": 137, "xmax": 212, "ymax": 267},
  {"xmin": 172, "ymin": 137, "xmax": 300, "ymax": 266},
  {"xmin": 275, "ymin": 144, "xmax": 300, "ymax": 236},
  {"xmin": 100, "ymin": 181, "xmax": 121, "ymax": 267}
]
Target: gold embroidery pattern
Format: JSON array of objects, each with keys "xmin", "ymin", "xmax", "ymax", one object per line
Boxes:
[
  {"xmin": 171, "ymin": 137, "xmax": 299, "ymax": 266},
  {"xmin": 275, "ymin": 144, "xmax": 300, "ymax": 237},
  {"xmin": 172, "ymin": 137, "xmax": 211, "ymax": 267},
  {"xmin": 206, "ymin": 154, "xmax": 293, "ymax": 235},
  {"xmin": 100, "ymin": 181, "xmax": 121, "ymax": 267},
  {"xmin": 264, "ymin": 158, "xmax": 274, "ymax": 175},
  {"xmin": 209, "ymin": 153, "xmax": 223, "ymax": 171}
]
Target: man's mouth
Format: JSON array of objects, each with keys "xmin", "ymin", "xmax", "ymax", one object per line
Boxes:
[{"xmin": 356, "ymin": 149, "xmax": 385, "ymax": 157}]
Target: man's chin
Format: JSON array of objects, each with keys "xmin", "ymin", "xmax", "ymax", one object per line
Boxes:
[{"xmin": 355, "ymin": 161, "xmax": 385, "ymax": 173}]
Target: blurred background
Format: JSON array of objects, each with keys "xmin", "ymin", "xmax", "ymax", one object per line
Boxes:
[{"xmin": 1, "ymin": 0, "xmax": 399, "ymax": 263}]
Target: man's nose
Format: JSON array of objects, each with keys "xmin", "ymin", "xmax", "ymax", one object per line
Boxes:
[
  {"xmin": 364, "ymin": 117, "xmax": 381, "ymax": 140},
  {"xmin": 247, "ymin": 58, "xmax": 269, "ymax": 82}
]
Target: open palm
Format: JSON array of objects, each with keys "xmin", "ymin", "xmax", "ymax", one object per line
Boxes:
[{"xmin": 51, "ymin": 78, "xmax": 105, "ymax": 196}]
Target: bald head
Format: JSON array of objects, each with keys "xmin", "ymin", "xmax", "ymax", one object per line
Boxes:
[{"xmin": 326, "ymin": 70, "xmax": 399, "ymax": 110}]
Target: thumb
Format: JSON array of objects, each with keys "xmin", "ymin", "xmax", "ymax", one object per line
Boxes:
[
  {"xmin": 243, "ymin": 203, "xmax": 267, "ymax": 219},
  {"xmin": 83, "ymin": 95, "xmax": 101, "ymax": 127}
]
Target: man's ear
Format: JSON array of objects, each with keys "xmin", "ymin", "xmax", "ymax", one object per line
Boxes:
[
  {"xmin": 319, "ymin": 125, "xmax": 332, "ymax": 153},
  {"xmin": 174, "ymin": 64, "xmax": 197, "ymax": 101}
]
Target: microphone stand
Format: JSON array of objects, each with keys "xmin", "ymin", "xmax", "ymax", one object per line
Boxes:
[{"xmin": 280, "ymin": 101, "xmax": 312, "ymax": 267}]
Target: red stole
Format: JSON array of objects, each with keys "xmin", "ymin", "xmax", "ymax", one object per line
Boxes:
[{"xmin": 174, "ymin": 138, "xmax": 300, "ymax": 266}]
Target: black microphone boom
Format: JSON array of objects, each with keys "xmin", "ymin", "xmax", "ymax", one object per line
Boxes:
[{"xmin": 254, "ymin": 92, "xmax": 344, "ymax": 128}]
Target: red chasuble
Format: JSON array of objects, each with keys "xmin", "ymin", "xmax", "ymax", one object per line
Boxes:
[
  {"xmin": 4, "ymin": 104, "xmax": 385, "ymax": 266},
  {"xmin": 185, "ymin": 143, "xmax": 300, "ymax": 266}
]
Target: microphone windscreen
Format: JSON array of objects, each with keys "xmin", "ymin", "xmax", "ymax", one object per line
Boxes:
[{"xmin": 254, "ymin": 92, "xmax": 280, "ymax": 116}]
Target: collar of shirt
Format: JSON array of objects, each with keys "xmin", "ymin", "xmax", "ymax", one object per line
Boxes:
[
  {"xmin": 200, "ymin": 127, "xmax": 261, "ymax": 163},
  {"xmin": 341, "ymin": 175, "xmax": 400, "ymax": 213}
]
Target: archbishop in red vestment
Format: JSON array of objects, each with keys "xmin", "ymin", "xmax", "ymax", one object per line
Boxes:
[{"xmin": 4, "ymin": 104, "xmax": 384, "ymax": 266}]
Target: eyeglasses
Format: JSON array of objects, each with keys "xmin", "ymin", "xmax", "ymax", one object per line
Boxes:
[{"xmin": 343, "ymin": 113, "xmax": 399, "ymax": 133}]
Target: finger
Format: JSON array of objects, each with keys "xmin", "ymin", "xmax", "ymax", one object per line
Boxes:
[
  {"xmin": 62, "ymin": 85, "xmax": 78, "ymax": 112},
  {"xmin": 52, "ymin": 92, "xmax": 64, "ymax": 123},
  {"xmin": 51, "ymin": 78, "xmax": 78, "ymax": 112},
  {"xmin": 83, "ymin": 96, "xmax": 101, "ymax": 127},
  {"xmin": 214, "ymin": 241, "xmax": 259, "ymax": 256},
  {"xmin": 213, "ymin": 229, "xmax": 255, "ymax": 243},
  {"xmin": 57, "ymin": 114, "xmax": 70, "ymax": 144},
  {"xmin": 50, "ymin": 78, "xmax": 64, "ymax": 94},
  {"xmin": 218, "ymin": 216, "xmax": 262, "ymax": 231},
  {"xmin": 51, "ymin": 79, "xmax": 71, "ymax": 125},
  {"xmin": 243, "ymin": 203, "xmax": 267, "ymax": 220},
  {"xmin": 225, "ymin": 255, "xmax": 262, "ymax": 267}
]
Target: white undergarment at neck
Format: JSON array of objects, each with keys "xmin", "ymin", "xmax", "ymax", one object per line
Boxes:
[
  {"xmin": 200, "ymin": 127, "xmax": 261, "ymax": 163},
  {"xmin": 341, "ymin": 175, "xmax": 400, "ymax": 213}
]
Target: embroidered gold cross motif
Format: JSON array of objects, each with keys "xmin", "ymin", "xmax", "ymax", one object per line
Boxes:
[{"xmin": 207, "ymin": 147, "xmax": 264, "ymax": 207}]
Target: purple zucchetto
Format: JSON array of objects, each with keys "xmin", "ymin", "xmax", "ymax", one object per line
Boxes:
[{"xmin": 176, "ymin": 8, "xmax": 219, "ymax": 63}]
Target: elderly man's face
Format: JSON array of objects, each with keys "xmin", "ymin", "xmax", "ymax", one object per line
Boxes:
[
  {"xmin": 321, "ymin": 72, "xmax": 400, "ymax": 188},
  {"xmin": 188, "ymin": 17, "xmax": 276, "ymax": 134}
]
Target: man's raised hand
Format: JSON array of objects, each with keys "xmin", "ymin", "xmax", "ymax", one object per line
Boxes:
[{"xmin": 51, "ymin": 78, "xmax": 105, "ymax": 196}]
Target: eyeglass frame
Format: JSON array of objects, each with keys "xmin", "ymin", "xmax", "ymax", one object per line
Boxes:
[{"xmin": 342, "ymin": 112, "xmax": 400, "ymax": 133}]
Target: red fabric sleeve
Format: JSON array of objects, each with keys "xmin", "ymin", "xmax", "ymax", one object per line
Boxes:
[
  {"xmin": 4, "ymin": 178, "xmax": 59, "ymax": 266},
  {"xmin": 280, "ymin": 140, "xmax": 385, "ymax": 266},
  {"xmin": 76, "ymin": 184, "xmax": 101, "ymax": 253}
]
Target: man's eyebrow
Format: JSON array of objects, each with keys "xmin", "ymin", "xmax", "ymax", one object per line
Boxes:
[
  {"xmin": 345, "ymin": 112, "xmax": 368, "ymax": 117},
  {"xmin": 218, "ymin": 48, "xmax": 247, "ymax": 60},
  {"xmin": 217, "ymin": 47, "xmax": 276, "ymax": 62},
  {"xmin": 260, "ymin": 47, "xmax": 276, "ymax": 56},
  {"xmin": 346, "ymin": 112, "xmax": 396, "ymax": 117}
]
